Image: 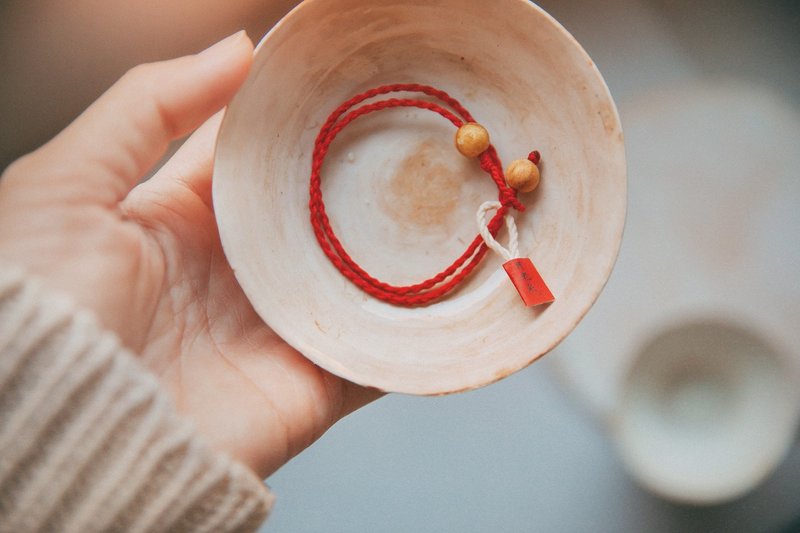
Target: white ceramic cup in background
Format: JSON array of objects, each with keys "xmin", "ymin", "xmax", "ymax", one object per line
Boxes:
[
  {"xmin": 612, "ymin": 317, "xmax": 800, "ymax": 504},
  {"xmin": 552, "ymin": 80, "xmax": 800, "ymax": 504}
]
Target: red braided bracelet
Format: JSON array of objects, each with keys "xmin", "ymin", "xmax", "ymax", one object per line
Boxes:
[{"xmin": 309, "ymin": 83, "xmax": 553, "ymax": 307}]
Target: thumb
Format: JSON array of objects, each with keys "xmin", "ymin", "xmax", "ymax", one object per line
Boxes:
[{"xmin": 5, "ymin": 31, "xmax": 253, "ymax": 205}]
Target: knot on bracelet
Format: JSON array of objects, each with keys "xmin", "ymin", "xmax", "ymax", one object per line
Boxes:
[{"xmin": 499, "ymin": 189, "xmax": 525, "ymax": 211}]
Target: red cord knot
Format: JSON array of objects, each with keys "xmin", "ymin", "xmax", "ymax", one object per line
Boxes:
[
  {"xmin": 528, "ymin": 150, "xmax": 541, "ymax": 165},
  {"xmin": 500, "ymin": 190, "xmax": 525, "ymax": 212}
]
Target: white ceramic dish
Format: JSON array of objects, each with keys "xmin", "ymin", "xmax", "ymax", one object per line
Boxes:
[
  {"xmin": 553, "ymin": 80, "xmax": 800, "ymax": 502},
  {"xmin": 213, "ymin": 0, "xmax": 626, "ymax": 394}
]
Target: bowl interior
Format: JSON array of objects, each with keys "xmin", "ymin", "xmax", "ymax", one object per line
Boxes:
[
  {"xmin": 213, "ymin": 0, "xmax": 626, "ymax": 394},
  {"xmin": 614, "ymin": 320, "xmax": 800, "ymax": 504}
]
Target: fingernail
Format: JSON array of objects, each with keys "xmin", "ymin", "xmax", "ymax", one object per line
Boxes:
[{"xmin": 199, "ymin": 30, "xmax": 247, "ymax": 58}]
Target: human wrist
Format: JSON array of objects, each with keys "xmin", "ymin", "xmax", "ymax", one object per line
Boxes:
[{"xmin": 0, "ymin": 264, "xmax": 274, "ymax": 531}]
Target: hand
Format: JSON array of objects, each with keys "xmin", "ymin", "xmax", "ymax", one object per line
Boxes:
[{"xmin": 0, "ymin": 31, "xmax": 380, "ymax": 478}]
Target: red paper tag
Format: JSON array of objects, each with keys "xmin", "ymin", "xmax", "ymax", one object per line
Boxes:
[{"xmin": 502, "ymin": 258, "xmax": 555, "ymax": 307}]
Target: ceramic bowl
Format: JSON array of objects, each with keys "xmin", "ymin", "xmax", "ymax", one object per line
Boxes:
[
  {"xmin": 553, "ymin": 80, "xmax": 800, "ymax": 502},
  {"xmin": 614, "ymin": 316, "xmax": 800, "ymax": 504},
  {"xmin": 213, "ymin": 0, "xmax": 626, "ymax": 394}
]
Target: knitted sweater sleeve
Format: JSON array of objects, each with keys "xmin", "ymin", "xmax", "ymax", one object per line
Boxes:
[{"xmin": 0, "ymin": 265, "xmax": 274, "ymax": 532}]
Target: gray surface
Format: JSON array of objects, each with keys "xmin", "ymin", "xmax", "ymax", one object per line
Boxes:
[
  {"xmin": 264, "ymin": 1, "xmax": 800, "ymax": 531},
  {"xmin": 265, "ymin": 362, "xmax": 800, "ymax": 532}
]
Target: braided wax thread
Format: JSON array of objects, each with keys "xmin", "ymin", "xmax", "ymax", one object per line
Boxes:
[{"xmin": 308, "ymin": 83, "xmax": 554, "ymax": 307}]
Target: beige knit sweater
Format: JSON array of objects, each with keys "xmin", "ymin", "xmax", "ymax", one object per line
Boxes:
[{"xmin": 0, "ymin": 265, "xmax": 274, "ymax": 532}]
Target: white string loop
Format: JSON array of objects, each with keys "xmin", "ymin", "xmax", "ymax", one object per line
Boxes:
[{"xmin": 476, "ymin": 200, "xmax": 519, "ymax": 262}]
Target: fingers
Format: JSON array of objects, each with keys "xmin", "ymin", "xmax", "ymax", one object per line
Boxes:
[
  {"xmin": 129, "ymin": 111, "xmax": 225, "ymax": 214},
  {"xmin": 11, "ymin": 31, "xmax": 253, "ymax": 206}
]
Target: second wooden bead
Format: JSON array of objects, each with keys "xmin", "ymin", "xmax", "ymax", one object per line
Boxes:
[{"xmin": 505, "ymin": 159, "xmax": 540, "ymax": 192}]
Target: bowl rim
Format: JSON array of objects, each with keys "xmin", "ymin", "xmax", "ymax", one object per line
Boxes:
[{"xmin": 212, "ymin": 0, "xmax": 627, "ymax": 395}]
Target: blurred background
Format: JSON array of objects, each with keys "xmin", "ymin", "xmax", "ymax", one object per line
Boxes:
[{"xmin": 2, "ymin": 0, "xmax": 799, "ymax": 531}]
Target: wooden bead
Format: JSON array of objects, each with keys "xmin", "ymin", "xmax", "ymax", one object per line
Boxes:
[
  {"xmin": 455, "ymin": 123, "xmax": 490, "ymax": 158},
  {"xmin": 505, "ymin": 159, "xmax": 540, "ymax": 192}
]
